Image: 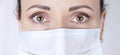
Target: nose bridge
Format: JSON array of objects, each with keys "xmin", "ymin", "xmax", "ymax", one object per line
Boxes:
[
  {"xmin": 50, "ymin": 12, "xmax": 65, "ymax": 29},
  {"xmin": 48, "ymin": 1, "xmax": 69, "ymax": 29}
]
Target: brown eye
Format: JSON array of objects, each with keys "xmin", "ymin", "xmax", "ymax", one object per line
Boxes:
[
  {"xmin": 76, "ymin": 16, "xmax": 84, "ymax": 22},
  {"xmin": 73, "ymin": 15, "xmax": 89, "ymax": 24},
  {"xmin": 32, "ymin": 15, "xmax": 47, "ymax": 23}
]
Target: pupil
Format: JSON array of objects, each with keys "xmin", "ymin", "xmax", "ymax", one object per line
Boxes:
[
  {"xmin": 37, "ymin": 16, "xmax": 44, "ymax": 22},
  {"xmin": 76, "ymin": 16, "xmax": 83, "ymax": 22}
]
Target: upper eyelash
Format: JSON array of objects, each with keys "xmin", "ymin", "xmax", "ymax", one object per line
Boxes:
[
  {"xmin": 75, "ymin": 12, "xmax": 90, "ymax": 18},
  {"xmin": 29, "ymin": 12, "xmax": 46, "ymax": 19}
]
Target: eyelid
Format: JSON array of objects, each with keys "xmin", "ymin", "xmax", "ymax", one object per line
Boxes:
[
  {"xmin": 29, "ymin": 11, "xmax": 48, "ymax": 19},
  {"xmin": 71, "ymin": 12, "xmax": 90, "ymax": 18}
]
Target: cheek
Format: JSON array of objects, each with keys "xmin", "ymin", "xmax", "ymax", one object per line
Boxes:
[
  {"xmin": 20, "ymin": 12, "xmax": 32, "ymax": 31},
  {"xmin": 91, "ymin": 18, "xmax": 101, "ymax": 28},
  {"xmin": 88, "ymin": 18, "xmax": 101, "ymax": 28},
  {"xmin": 91, "ymin": 10, "xmax": 101, "ymax": 28}
]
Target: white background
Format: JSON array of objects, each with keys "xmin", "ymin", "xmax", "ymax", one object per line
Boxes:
[
  {"xmin": 0, "ymin": 0, "xmax": 120, "ymax": 55},
  {"xmin": 103, "ymin": 0, "xmax": 120, "ymax": 55}
]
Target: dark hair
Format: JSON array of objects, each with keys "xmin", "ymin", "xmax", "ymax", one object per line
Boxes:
[
  {"xmin": 100, "ymin": 0, "xmax": 105, "ymax": 13},
  {"xmin": 17, "ymin": 0, "xmax": 21, "ymax": 18},
  {"xmin": 17, "ymin": 0, "xmax": 105, "ymax": 18}
]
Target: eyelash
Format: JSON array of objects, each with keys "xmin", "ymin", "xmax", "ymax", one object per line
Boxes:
[
  {"xmin": 29, "ymin": 12, "xmax": 49, "ymax": 24},
  {"xmin": 70, "ymin": 12, "xmax": 91, "ymax": 24}
]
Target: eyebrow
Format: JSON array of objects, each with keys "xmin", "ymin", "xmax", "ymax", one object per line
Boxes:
[
  {"xmin": 27, "ymin": 5, "xmax": 50, "ymax": 11},
  {"xmin": 69, "ymin": 5, "xmax": 94, "ymax": 11}
]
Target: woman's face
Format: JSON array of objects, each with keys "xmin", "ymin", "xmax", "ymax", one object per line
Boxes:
[{"xmin": 20, "ymin": 0, "xmax": 104, "ymax": 31}]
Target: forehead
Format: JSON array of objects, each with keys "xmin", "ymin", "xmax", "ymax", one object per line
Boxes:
[{"xmin": 21, "ymin": 0, "xmax": 100, "ymax": 9}]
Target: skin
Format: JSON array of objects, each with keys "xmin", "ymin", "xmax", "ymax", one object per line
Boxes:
[{"xmin": 19, "ymin": 0, "xmax": 106, "ymax": 41}]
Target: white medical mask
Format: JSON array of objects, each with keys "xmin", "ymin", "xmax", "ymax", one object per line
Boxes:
[{"xmin": 18, "ymin": 28, "xmax": 103, "ymax": 55}]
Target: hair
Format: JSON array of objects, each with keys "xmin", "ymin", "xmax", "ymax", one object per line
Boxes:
[
  {"xmin": 17, "ymin": 0, "xmax": 105, "ymax": 18},
  {"xmin": 17, "ymin": 0, "xmax": 21, "ymax": 18}
]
